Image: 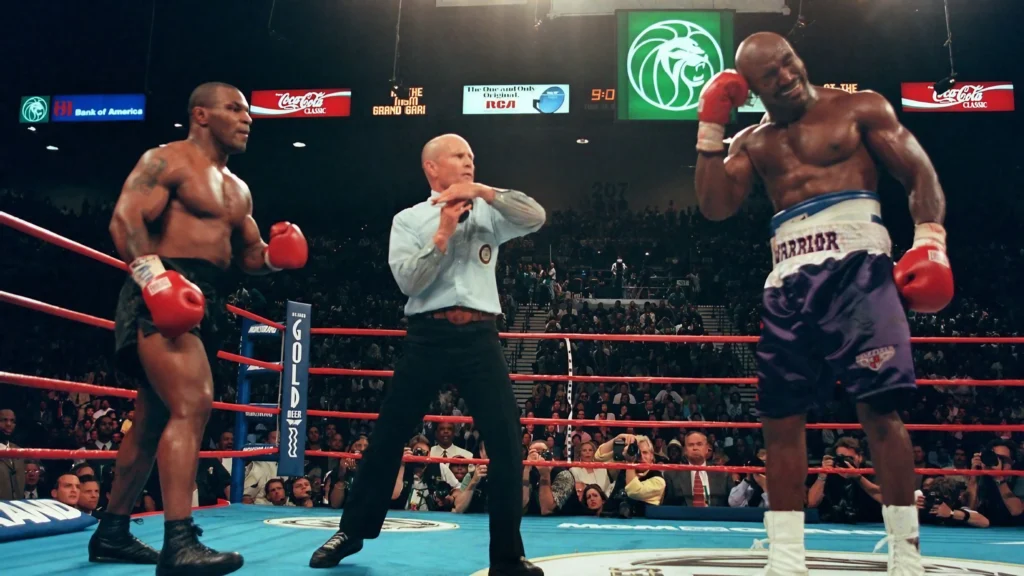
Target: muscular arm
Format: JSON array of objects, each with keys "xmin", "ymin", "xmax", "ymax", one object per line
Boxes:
[
  {"xmin": 233, "ymin": 196, "xmax": 271, "ymax": 275},
  {"xmin": 807, "ymin": 475, "xmax": 827, "ymax": 508},
  {"xmin": 109, "ymin": 149, "xmax": 174, "ymax": 262},
  {"xmin": 857, "ymin": 91, "xmax": 946, "ymax": 224},
  {"xmin": 694, "ymin": 127, "xmax": 757, "ymax": 221}
]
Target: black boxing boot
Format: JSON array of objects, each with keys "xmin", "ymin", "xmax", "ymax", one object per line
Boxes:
[
  {"xmin": 489, "ymin": 557, "xmax": 544, "ymax": 576},
  {"xmin": 156, "ymin": 517, "xmax": 244, "ymax": 576},
  {"xmin": 88, "ymin": 512, "xmax": 160, "ymax": 564},
  {"xmin": 309, "ymin": 530, "xmax": 364, "ymax": 568}
]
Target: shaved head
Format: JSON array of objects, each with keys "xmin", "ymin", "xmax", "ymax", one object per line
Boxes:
[
  {"xmin": 188, "ymin": 82, "xmax": 240, "ymax": 117},
  {"xmin": 735, "ymin": 32, "xmax": 795, "ymax": 83},
  {"xmin": 421, "ymin": 133, "xmax": 475, "ymax": 192},
  {"xmin": 421, "ymin": 133, "xmax": 468, "ymax": 166}
]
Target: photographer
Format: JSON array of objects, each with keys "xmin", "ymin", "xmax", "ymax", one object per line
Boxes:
[
  {"xmin": 324, "ymin": 438, "xmax": 366, "ymax": 509},
  {"xmin": 522, "ymin": 440, "xmax": 578, "ymax": 516},
  {"xmin": 918, "ymin": 477, "xmax": 989, "ymax": 527},
  {"xmin": 806, "ymin": 437, "xmax": 882, "ymax": 523},
  {"xmin": 391, "ymin": 435, "xmax": 461, "ymax": 512},
  {"xmin": 595, "ymin": 433, "xmax": 666, "ymax": 518},
  {"xmin": 729, "ymin": 448, "xmax": 769, "ymax": 508},
  {"xmin": 967, "ymin": 439, "xmax": 1024, "ymax": 526},
  {"xmin": 454, "ymin": 442, "xmax": 490, "ymax": 514}
]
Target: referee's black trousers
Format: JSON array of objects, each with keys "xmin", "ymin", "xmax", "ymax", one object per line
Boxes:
[{"xmin": 339, "ymin": 316, "xmax": 525, "ymax": 564}]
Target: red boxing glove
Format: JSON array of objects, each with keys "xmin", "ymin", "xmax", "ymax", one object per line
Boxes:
[
  {"xmin": 130, "ymin": 256, "xmax": 205, "ymax": 339},
  {"xmin": 893, "ymin": 223, "xmax": 954, "ymax": 313},
  {"xmin": 265, "ymin": 222, "xmax": 308, "ymax": 270},
  {"xmin": 697, "ymin": 70, "xmax": 750, "ymax": 153}
]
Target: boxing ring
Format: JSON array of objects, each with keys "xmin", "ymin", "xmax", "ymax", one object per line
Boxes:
[{"xmin": 3, "ymin": 209, "xmax": 1024, "ymax": 575}]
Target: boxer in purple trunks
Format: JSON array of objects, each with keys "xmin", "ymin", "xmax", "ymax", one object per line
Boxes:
[{"xmin": 694, "ymin": 32, "xmax": 954, "ymax": 575}]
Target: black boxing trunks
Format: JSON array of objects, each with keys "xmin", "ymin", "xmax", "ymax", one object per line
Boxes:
[
  {"xmin": 755, "ymin": 191, "xmax": 916, "ymax": 418},
  {"xmin": 114, "ymin": 257, "xmax": 231, "ymax": 381}
]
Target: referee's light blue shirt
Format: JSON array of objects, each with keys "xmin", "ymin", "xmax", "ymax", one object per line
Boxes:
[{"xmin": 389, "ymin": 190, "xmax": 545, "ymax": 316}]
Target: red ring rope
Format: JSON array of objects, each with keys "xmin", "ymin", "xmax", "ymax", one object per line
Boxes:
[{"xmin": 0, "ymin": 448, "xmax": 276, "ymax": 460}]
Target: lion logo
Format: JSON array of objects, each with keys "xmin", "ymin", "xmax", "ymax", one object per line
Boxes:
[{"xmin": 627, "ymin": 20, "xmax": 725, "ymax": 112}]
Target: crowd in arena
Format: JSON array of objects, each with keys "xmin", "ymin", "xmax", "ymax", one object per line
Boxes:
[{"xmin": 2, "ymin": 187, "xmax": 1023, "ymax": 528}]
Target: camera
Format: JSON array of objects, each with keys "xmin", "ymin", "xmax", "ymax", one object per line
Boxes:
[
  {"xmin": 833, "ymin": 454, "xmax": 853, "ymax": 469},
  {"xmin": 612, "ymin": 438, "xmax": 639, "ymax": 462},
  {"xmin": 412, "ymin": 447, "xmax": 428, "ymax": 457},
  {"xmin": 540, "ymin": 450, "xmax": 554, "ymax": 461},
  {"xmin": 981, "ymin": 450, "xmax": 1001, "ymax": 468}
]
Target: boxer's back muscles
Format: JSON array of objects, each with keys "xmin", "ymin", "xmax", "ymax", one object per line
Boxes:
[{"xmin": 110, "ymin": 140, "xmax": 253, "ymax": 269}]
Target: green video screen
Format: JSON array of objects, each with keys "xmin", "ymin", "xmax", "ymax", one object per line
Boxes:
[{"xmin": 617, "ymin": 10, "xmax": 735, "ymax": 121}]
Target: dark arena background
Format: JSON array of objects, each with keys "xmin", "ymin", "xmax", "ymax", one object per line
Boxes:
[{"xmin": 1, "ymin": 1, "xmax": 1024, "ymax": 575}]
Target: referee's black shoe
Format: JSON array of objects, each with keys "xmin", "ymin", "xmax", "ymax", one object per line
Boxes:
[
  {"xmin": 490, "ymin": 557, "xmax": 544, "ymax": 575},
  {"xmin": 309, "ymin": 530, "xmax": 364, "ymax": 568},
  {"xmin": 88, "ymin": 512, "xmax": 159, "ymax": 564}
]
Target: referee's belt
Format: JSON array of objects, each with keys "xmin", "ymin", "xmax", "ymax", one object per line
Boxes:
[{"xmin": 426, "ymin": 307, "xmax": 497, "ymax": 325}]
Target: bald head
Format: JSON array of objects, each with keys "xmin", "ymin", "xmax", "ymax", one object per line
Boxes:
[
  {"xmin": 188, "ymin": 82, "xmax": 240, "ymax": 117},
  {"xmin": 421, "ymin": 133, "xmax": 475, "ymax": 192},
  {"xmin": 735, "ymin": 32, "xmax": 812, "ymax": 114}
]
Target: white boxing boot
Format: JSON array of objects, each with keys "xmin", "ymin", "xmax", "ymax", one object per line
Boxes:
[
  {"xmin": 752, "ymin": 511, "xmax": 809, "ymax": 576},
  {"xmin": 874, "ymin": 505, "xmax": 924, "ymax": 576}
]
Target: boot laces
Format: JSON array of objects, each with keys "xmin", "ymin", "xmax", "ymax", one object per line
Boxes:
[{"xmin": 321, "ymin": 531, "xmax": 349, "ymax": 552}]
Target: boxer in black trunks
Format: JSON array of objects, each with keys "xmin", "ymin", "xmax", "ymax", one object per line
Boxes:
[
  {"xmin": 91, "ymin": 82, "xmax": 308, "ymax": 576},
  {"xmin": 694, "ymin": 33, "xmax": 953, "ymax": 575}
]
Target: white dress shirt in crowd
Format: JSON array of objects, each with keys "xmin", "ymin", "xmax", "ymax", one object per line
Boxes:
[
  {"xmin": 729, "ymin": 478, "xmax": 770, "ymax": 508},
  {"xmin": 569, "ymin": 466, "xmax": 612, "ymax": 496},
  {"xmin": 612, "ymin": 393, "xmax": 637, "ymax": 405},
  {"xmin": 389, "ymin": 189, "xmax": 545, "ymax": 316},
  {"xmin": 655, "ymin": 390, "xmax": 684, "ymax": 405},
  {"xmin": 243, "ymin": 461, "xmax": 285, "ymax": 505},
  {"xmin": 430, "ymin": 444, "xmax": 474, "ymax": 480}
]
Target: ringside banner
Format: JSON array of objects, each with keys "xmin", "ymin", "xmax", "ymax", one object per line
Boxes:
[
  {"xmin": 50, "ymin": 94, "xmax": 146, "ymax": 122},
  {"xmin": 463, "ymin": 85, "xmax": 570, "ymax": 115},
  {"xmin": 277, "ymin": 301, "xmax": 311, "ymax": 476},
  {"xmin": 250, "ymin": 89, "xmax": 352, "ymax": 118},
  {"xmin": 901, "ymin": 82, "xmax": 1014, "ymax": 112}
]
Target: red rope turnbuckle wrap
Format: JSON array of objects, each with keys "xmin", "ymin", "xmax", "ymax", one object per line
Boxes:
[{"xmin": 4, "ymin": 208, "xmax": 1024, "ymax": 474}]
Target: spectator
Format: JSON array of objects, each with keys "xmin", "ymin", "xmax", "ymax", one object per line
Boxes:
[
  {"xmin": 523, "ymin": 440, "xmax": 578, "ymax": 516},
  {"xmin": 392, "ymin": 436, "xmax": 460, "ymax": 512},
  {"xmin": 454, "ymin": 443, "xmax": 490, "ymax": 514},
  {"xmin": 430, "ymin": 421, "xmax": 473, "ymax": 470},
  {"xmin": 569, "ymin": 441, "xmax": 611, "ymax": 496},
  {"xmin": 580, "ymin": 483, "xmax": 607, "ymax": 516},
  {"xmin": 967, "ymin": 440, "xmax": 1024, "ymax": 526},
  {"xmin": 664, "ymin": 431, "xmax": 732, "ymax": 507},
  {"xmin": 51, "ymin": 472, "xmax": 80, "ymax": 507},
  {"xmin": 243, "ymin": 430, "xmax": 284, "ymax": 505},
  {"xmin": 77, "ymin": 474, "xmax": 101, "ymax": 514},
  {"xmin": 595, "ymin": 434, "xmax": 665, "ymax": 517},
  {"xmin": 289, "ymin": 477, "xmax": 315, "ymax": 508},
  {"xmin": 729, "ymin": 447, "xmax": 769, "ymax": 508},
  {"xmin": 0, "ymin": 409, "xmax": 26, "ymax": 500},
  {"xmin": 263, "ymin": 478, "xmax": 289, "ymax": 507},
  {"xmin": 23, "ymin": 460, "xmax": 43, "ymax": 499},
  {"xmin": 912, "ymin": 443, "xmax": 928, "ymax": 490},
  {"xmin": 919, "ymin": 476, "xmax": 989, "ymax": 528},
  {"xmin": 807, "ymin": 438, "xmax": 883, "ymax": 523}
]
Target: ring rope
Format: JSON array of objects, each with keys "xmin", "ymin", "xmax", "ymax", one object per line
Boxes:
[
  {"xmin": 302, "ymin": 450, "xmax": 1024, "ymax": 478},
  {"xmin": 0, "ymin": 447, "xmax": 277, "ymax": 461}
]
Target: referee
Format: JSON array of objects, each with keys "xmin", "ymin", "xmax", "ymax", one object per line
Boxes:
[{"xmin": 309, "ymin": 133, "xmax": 546, "ymax": 576}]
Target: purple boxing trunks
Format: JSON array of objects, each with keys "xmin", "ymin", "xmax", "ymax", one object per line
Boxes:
[{"xmin": 755, "ymin": 191, "xmax": 916, "ymax": 418}]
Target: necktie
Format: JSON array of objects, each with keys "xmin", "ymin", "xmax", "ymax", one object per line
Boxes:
[
  {"xmin": 693, "ymin": 473, "xmax": 707, "ymax": 507},
  {"xmin": 443, "ymin": 449, "xmax": 448, "ymax": 458}
]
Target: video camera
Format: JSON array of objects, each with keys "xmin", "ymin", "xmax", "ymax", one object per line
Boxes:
[{"xmin": 612, "ymin": 438, "xmax": 639, "ymax": 462}]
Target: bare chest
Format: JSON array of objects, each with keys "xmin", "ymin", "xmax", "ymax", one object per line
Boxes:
[
  {"xmin": 173, "ymin": 168, "xmax": 249, "ymax": 225},
  {"xmin": 746, "ymin": 110, "xmax": 864, "ymax": 178}
]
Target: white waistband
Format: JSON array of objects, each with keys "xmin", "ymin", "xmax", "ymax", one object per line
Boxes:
[{"xmin": 765, "ymin": 221, "xmax": 892, "ymax": 289}]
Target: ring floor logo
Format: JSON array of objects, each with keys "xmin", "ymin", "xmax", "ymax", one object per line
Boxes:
[
  {"xmin": 265, "ymin": 517, "xmax": 459, "ymax": 532},
  {"xmin": 617, "ymin": 10, "xmax": 734, "ymax": 121},
  {"xmin": 470, "ymin": 549, "xmax": 1024, "ymax": 576}
]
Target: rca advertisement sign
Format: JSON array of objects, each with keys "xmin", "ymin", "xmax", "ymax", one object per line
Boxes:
[
  {"xmin": 462, "ymin": 85, "xmax": 570, "ymax": 115},
  {"xmin": 617, "ymin": 10, "xmax": 735, "ymax": 121},
  {"xmin": 49, "ymin": 94, "xmax": 146, "ymax": 122},
  {"xmin": 250, "ymin": 89, "xmax": 352, "ymax": 118},
  {"xmin": 901, "ymin": 82, "xmax": 1014, "ymax": 112}
]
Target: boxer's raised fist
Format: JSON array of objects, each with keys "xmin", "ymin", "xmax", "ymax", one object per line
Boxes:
[
  {"xmin": 697, "ymin": 70, "xmax": 749, "ymax": 153},
  {"xmin": 130, "ymin": 256, "xmax": 205, "ymax": 339},
  {"xmin": 265, "ymin": 222, "xmax": 308, "ymax": 270},
  {"xmin": 894, "ymin": 223, "xmax": 954, "ymax": 313}
]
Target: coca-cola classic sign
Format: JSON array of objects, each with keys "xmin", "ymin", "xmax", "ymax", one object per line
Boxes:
[
  {"xmin": 250, "ymin": 89, "xmax": 352, "ymax": 118},
  {"xmin": 901, "ymin": 82, "xmax": 1014, "ymax": 112}
]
